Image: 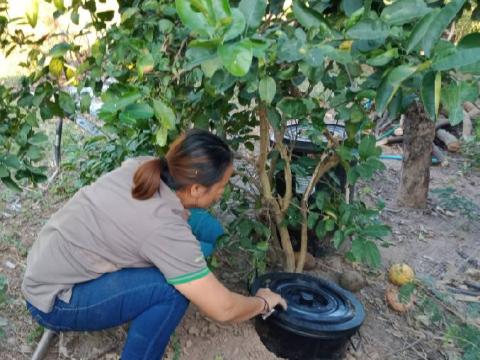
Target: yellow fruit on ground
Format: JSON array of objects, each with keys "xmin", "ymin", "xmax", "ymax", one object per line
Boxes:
[
  {"xmin": 388, "ymin": 263, "xmax": 415, "ymax": 286},
  {"xmin": 49, "ymin": 58, "xmax": 64, "ymax": 77}
]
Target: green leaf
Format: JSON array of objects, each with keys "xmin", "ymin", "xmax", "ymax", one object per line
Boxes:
[
  {"xmin": 366, "ymin": 48, "xmax": 398, "ymax": 67},
  {"xmin": 258, "ymin": 77, "xmax": 276, "ymax": 105},
  {"xmin": 341, "ymin": 0, "xmax": 363, "ymax": 17},
  {"xmin": 159, "ymin": 19, "xmax": 174, "ymax": 32},
  {"xmin": 239, "ymin": 0, "xmax": 266, "ymax": 29},
  {"xmin": 293, "ymin": 0, "xmax": 327, "ymax": 29},
  {"xmin": 53, "ymin": 0, "xmax": 65, "ymax": 11},
  {"xmin": 26, "ymin": 146, "xmax": 43, "ymax": 161},
  {"xmin": 277, "ymin": 97, "xmax": 307, "ymax": 118},
  {"xmin": 185, "ymin": 46, "xmax": 217, "ymax": 70},
  {"xmin": 359, "ymin": 135, "xmax": 380, "ymax": 159},
  {"xmin": 380, "ymin": 0, "xmax": 431, "ymax": 26},
  {"xmin": 137, "ymin": 51, "xmax": 155, "ymax": 77},
  {"xmin": 26, "ymin": 0, "xmax": 39, "ymax": 28},
  {"xmin": 442, "ymin": 83, "xmax": 462, "ymax": 125},
  {"xmin": 420, "ymin": 0, "xmax": 466, "ymax": 57},
  {"xmin": 375, "ymin": 65, "xmax": 418, "ymax": 112},
  {"xmin": 218, "ymin": 40, "xmax": 253, "ymax": 77},
  {"xmin": 28, "ymin": 132, "xmax": 49, "ymax": 145},
  {"xmin": 256, "ymin": 241, "xmax": 268, "ymax": 251},
  {"xmin": 153, "ymin": 99, "xmax": 176, "ymax": 129},
  {"xmin": 421, "ymin": 71, "xmax": 441, "ymax": 121},
  {"xmin": 364, "ymin": 240, "xmax": 381, "ymax": 267},
  {"xmin": 49, "ymin": 42, "xmax": 73, "ymax": 58},
  {"xmin": 59, "ymin": 92, "xmax": 75, "ymax": 115},
  {"xmin": 223, "ymin": 8, "xmax": 246, "ymax": 41},
  {"xmin": 307, "ymin": 213, "xmax": 320, "ymax": 229},
  {"xmin": 277, "ymin": 34, "xmax": 305, "ymax": 63},
  {"xmin": 346, "ymin": 19, "xmax": 389, "ymax": 41},
  {"xmin": 100, "ymin": 90, "xmax": 142, "ymax": 115},
  {"xmin": 267, "ymin": 107, "xmax": 281, "ymax": 129},
  {"xmin": 201, "ymin": 56, "xmax": 222, "ymax": 77},
  {"xmin": 209, "ymin": 0, "xmax": 232, "ymax": 24},
  {"xmin": 175, "ymin": 0, "xmax": 213, "ymax": 37},
  {"xmin": 80, "ymin": 93, "xmax": 91, "ymax": 113},
  {"xmin": 324, "ymin": 46, "xmax": 353, "ymax": 64},
  {"xmin": 0, "ymin": 166, "xmax": 8, "ymax": 178},
  {"xmin": 156, "ymin": 127, "xmax": 168, "ymax": 147},
  {"xmin": 406, "ymin": 9, "xmax": 440, "ymax": 54},
  {"xmin": 442, "ymin": 82, "xmax": 479, "ymax": 126},
  {"xmin": 121, "ymin": 7, "xmax": 139, "ymax": 23},
  {"xmin": 2, "ymin": 155, "xmax": 22, "ymax": 169},
  {"xmin": 122, "ymin": 103, "xmax": 154, "ymax": 120},
  {"xmin": 333, "ymin": 230, "xmax": 345, "ymax": 248},
  {"xmin": 432, "ymin": 47, "xmax": 480, "ymax": 71},
  {"xmin": 1, "ymin": 177, "xmax": 22, "ymax": 192},
  {"xmin": 71, "ymin": 10, "xmax": 79, "ymax": 25},
  {"xmin": 399, "ymin": 282, "xmax": 416, "ymax": 303},
  {"xmin": 304, "ymin": 46, "xmax": 326, "ymax": 66},
  {"xmin": 361, "ymin": 224, "xmax": 390, "ymax": 238},
  {"xmin": 97, "ymin": 10, "xmax": 115, "ymax": 22}
]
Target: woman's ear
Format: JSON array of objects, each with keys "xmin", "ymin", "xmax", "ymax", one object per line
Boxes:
[{"xmin": 189, "ymin": 183, "xmax": 208, "ymax": 199}]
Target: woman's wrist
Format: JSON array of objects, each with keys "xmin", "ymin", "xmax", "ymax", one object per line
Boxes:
[{"xmin": 254, "ymin": 295, "xmax": 270, "ymax": 314}]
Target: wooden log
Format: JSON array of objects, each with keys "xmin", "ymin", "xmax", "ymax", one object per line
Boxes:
[
  {"xmin": 464, "ymin": 101, "xmax": 478, "ymax": 113},
  {"xmin": 463, "ymin": 111, "xmax": 473, "ymax": 138},
  {"xmin": 377, "ymin": 135, "xmax": 403, "ymax": 146},
  {"xmin": 469, "ymin": 107, "xmax": 480, "ymax": 120},
  {"xmin": 394, "ymin": 127, "xmax": 404, "ymax": 136},
  {"xmin": 377, "ymin": 117, "xmax": 451, "ymax": 146},
  {"xmin": 394, "ymin": 115, "xmax": 405, "ymax": 136},
  {"xmin": 432, "ymin": 143, "xmax": 448, "ymax": 167},
  {"xmin": 435, "ymin": 117, "xmax": 450, "ymax": 130},
  {"xmin": 436, "ymin": 129, "xmax": 460, "ymax": 152}
]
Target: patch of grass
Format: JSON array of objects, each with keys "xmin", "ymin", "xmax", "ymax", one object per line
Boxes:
[
  {"xmin": 431, "ymin": 187, "xmax": 480, "ymax": 221},
  {"xmin": 462, "ymin": 138, "xmax": 480, "ymax": 173},
  {"xmin": 170, "ymin": 333, "xmax": 181, "ymax": 360},
  {"xmin": 0, "ymin": 273, "xmax": 8, "ymax": 306},
  {"xmin": 446, "ymin": 324, "xmax": 480, "ymax": 360},
  {"xmin": 0, "ymin": 225, "xmax": 28, "ymax": 257},
  {"xmin": 26, "ymin": 324, "xmax": 44, "ymax": 345},
  {"xmin": 0, "ymin": 273, "xmax": 9, "ymax": 339},
  {"xmin": 413, "ymin": 280, "xmax": 480, "ymax": 359}
]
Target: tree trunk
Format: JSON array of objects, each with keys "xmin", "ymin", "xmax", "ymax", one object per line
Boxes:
[{"xmin": 396, "ymin": 102, "xmax": 436, "ymax": 208}]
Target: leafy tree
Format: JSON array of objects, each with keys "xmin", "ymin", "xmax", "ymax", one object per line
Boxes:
[{"xmin": 1, "ymin": 0, "xmax": 479, "ymax": 272}]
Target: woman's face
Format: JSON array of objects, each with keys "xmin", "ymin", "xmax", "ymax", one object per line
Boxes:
[{"xmin": 190, "ymin": 164, "xmax": 234, "ymax": 209}]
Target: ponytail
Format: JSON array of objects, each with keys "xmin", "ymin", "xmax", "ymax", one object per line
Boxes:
[
  {"xmin": 131, "ymin": 129, "xmax": 233, "ymax": 201},
  {"xmin": 132, "ymin": 158, "xmax": 162, "ymax": 200}
]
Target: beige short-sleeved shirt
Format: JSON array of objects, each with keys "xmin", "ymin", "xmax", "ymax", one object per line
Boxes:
[{"xmin": 22, "ymin": 157, "xmax": 209, "ymax": 313}]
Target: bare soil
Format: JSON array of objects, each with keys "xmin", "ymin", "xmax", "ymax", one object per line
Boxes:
[{"xmin": 1, "ymin": 148, "xmax": 479, "ymax": 360}]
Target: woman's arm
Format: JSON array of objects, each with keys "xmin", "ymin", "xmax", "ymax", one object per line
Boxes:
[{"xmin": 175, "ymin": 272, "xmax": 286, "ymax": 323}]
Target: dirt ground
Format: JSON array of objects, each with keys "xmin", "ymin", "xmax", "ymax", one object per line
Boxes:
[{"xmin": 1, "ymin": 145, "xmax": 479, "ymax": 360}]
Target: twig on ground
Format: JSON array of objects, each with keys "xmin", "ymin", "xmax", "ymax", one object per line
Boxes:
[
  {"xmin": 417, "ymin": 282, "xmax": 480, "ymax": 330},
  {"xmin": 383, "ymin": 338, "xmax": 423, "ymax": 358}
]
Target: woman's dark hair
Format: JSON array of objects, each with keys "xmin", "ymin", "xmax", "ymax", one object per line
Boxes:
[{"xmin": 132, "ymin": 129, "xmax": 233, "ymax": 200}]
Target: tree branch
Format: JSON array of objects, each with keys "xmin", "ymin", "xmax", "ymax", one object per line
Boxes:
[
  {"xmin": 257, "ymin": 104, "xmax": 295, "ymax": 271},
  {"xmin": 296, "ymin": 130, "xmax": 340, "ymax": 272}
]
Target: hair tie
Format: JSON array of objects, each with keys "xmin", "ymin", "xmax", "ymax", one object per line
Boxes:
[
  {"xmin": 160, "ymin": 157, "xmax": 177, "ymax": 190},
  {"xmin": 159, "ymin": 157, "xmax": 169, "ymax": 171}
]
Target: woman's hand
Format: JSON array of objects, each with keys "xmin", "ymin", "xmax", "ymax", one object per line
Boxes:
[
  {"xmin": 255, "ymin": 288, "xmax": 288, "ymax": 313},
  {"xmin": 175, "ymin": 273, "xmax": 286, "ymax": 323}
]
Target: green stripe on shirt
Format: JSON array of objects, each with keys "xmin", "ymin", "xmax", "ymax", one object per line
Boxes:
[{"xmin": 167, "ymin": 267, "xmax": 210, "ymax": 285}]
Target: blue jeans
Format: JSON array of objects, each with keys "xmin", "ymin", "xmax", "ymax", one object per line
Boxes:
[{"xmin": 27, "ymin": 209, "xmax": 223, "ymax": 360}]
